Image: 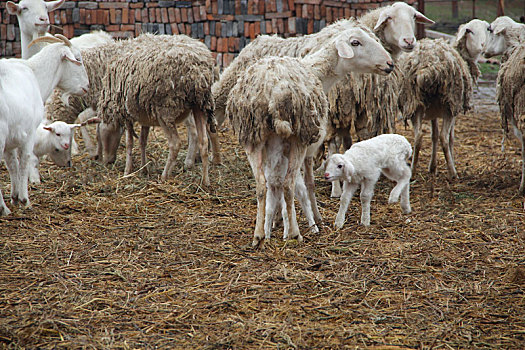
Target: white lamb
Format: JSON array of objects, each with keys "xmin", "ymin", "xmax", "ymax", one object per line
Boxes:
[{"xmin": 324, "ymin": 134, "xmax": 412, "ymax": 228}]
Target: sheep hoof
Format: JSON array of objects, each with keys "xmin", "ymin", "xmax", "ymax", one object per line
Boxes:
[
  {"xmin": 252, "ymin": 236, "xmax": 264, "ymax": 249},
  {"xmin": 0, "ymin": 206, "xmax": 11, "ymax": 216},
  {"xmin": 310, "ymin": 225, "xmax": 319, "ymax": 234}
]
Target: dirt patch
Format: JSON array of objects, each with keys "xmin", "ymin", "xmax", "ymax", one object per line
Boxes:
[{"xmin": 0, "ymin": 84, "xmax": 524, "ymax": 349}]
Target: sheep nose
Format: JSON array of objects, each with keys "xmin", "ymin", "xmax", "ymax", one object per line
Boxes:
[
  {"xmin": 385, "ymin": 61, "xmax": 394, "ymax": 73},
  {"xmin": 404, "ymin": 37, "xmax": 414, "ymax": 45},
  {"xmin": 324, "ymin": 173, "xmax": 330, "ymax": 179}
]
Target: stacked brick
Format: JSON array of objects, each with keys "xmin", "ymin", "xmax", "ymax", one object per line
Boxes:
[{"xmin": 1, "ymin": 0, "xmax": 415, "ymax": 67}]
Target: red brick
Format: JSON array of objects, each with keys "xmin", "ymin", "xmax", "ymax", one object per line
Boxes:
[
  {"xmin": 288, "ymin": 0, "xmax": 295, "ymax": 11},
  {"xmin": 223, "ymin": 53, "xmax": 235, "ymax": 67},
  {"xmin": 160, "ymin": 8, "xmax": 168, "ymax": 23},
  {"xmin": 63, "ymin": 24, "xmax": 74, "ymax": 38},
  {"xmin": 217, "ymin": 37, "xmax": 228, "ymax": 53},
  {"xmin": 276, "ymin": 18, "xmax": 284, "ymax": 33},
  {"xmin": 168, "ymin": 8, "xmax": 176, "ymax": 22},
  {"xmin": 105, "ymin": 24, "xmax": 120, "ymax": 31},
  {"xmin": 60, "ymin": 10, "xmax": 67, "ymax": 24},
  {"xmin": 122, "ymin": 8, "xmax": 129, "ymax": 24},
  {"xmin": 121, "ymin": 24, "xmax": 135, "ymax": 31},
  {"xmin": 210, "ymin": 36, "xmax": 217, "ymax": 51},
  {"xmin": 156, "ymin": 8, "xmax": 161, "ymax": 23},
  {"xmin": 193, "ymin": 6, "xmax": 200, "ymax": 22},
  {"xmin": 320, "ymin": 4, "xmax": 326, "ymax": 18},
  {"xmin": 181, "ymin": 8, "xmax": 188, "ymax": 22},
  {"xmin": 146, "ymin": 2, "xmax": 158, "ymax": 8},
  {"xmin": 135, "ymin": 9, "xmax": 141, "ymax": 22},
  {"xmin": 200, "ymin": 6, "xmax": 206, "ymax": 20},
  {"xmin": 185, "ymin": 24, "xmax": 191, "ymax": 35},
  {"xmin": 79, "ymin": 8, "xmax": 86, "ymax": 24},
  {"xmin": 296, "ymin": 5, "xmax": 302, "ymax": 17},
  {"xmin": 130, "ymin": 3, "xmax": 143, "ymax": 9},
  {"xmin": 177, "ymin": 23, "xmax": 185, "ymax": 34},
  {"xmin": 170, "ymin": 23, "xmax": 179, "ymax": 35},
  {"xmin": 211, "ymin": 1, "xmax": 218, "ymax": 15},
  {"xmin": 228, "ymin": 37, "xmax": 238, "ymax": 52},
  {"xmin": 129, "ymin": 9, "xmax": 135, "ymax": 24},
  {"xmin": 314, "ymin": 5, "xmax": 321, "ymax": 20},
  {"xmin": 203, "ymin": 22, "xmax": 209, "ymax": 35},
  {"xmin": 85, "ymin": 10, "xmax": 92, "ymax": 25},
  {"xmin": 249, "ymin": 22, "xmax": 255, "ymax": 38},
  {"xmin": 235, "ymin": 1, "xmax": 241, "ymax": 14},
  {"xmin": 215, "ymin": 22, "xmax": 221, "ymax": 37},
  {"xmin": 175, "ymin": 8, "xmax": 181, "ymax": 22},
  {"xmin": 247, "ymin": 0, "xmax": 253, "ymax": 15},
  {"xmin": 266, "ymin": 20, "xmax": 272, "ymax": 34},
  {"xmin": 141, "ymin": 8, "xmax": 148, "ymax": 22},
  {"xmin": 326, "ymin": 7, "xmax": 332, "ymax": 23},
  {"xmin": 344, "ymin": 7, "xmax": 351, "ymax": 19},
  {"xmin": 110, "ymin": 8, "xmax": 116, "ymax": 24},
  {"xmin": 0, "ymin": 25, "xmax": 6, "ymax": 41},
  {"xmin": 149, "ymin": 8, "xmax": 155, "ymax": 22},
  {"xmin": 258, "ymin": 0, "xmax": 265, "ymax": 14},
  {"xmin": 307, "ymin": 19, "xmax": 313, "ymax": 33},
  {"xmin": 244, "ymin": 22, "xmax": 250, "ymax": 37},
  {"xmin": 187, "ymin": 8, "xmax": 194, "ymax": 23}
]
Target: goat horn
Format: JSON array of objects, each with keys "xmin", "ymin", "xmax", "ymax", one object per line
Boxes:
[
  {"xmin": 27, "ymin": 35, "xmax": 62, "ymax": 48},
  {"xmin": 55, "ymin": 34, "xmax": 72, "ymax": 47}
]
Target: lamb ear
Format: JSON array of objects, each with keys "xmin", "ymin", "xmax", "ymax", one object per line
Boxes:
[
  {"xmin": 343, "ymin": 159, "xmax": 355, "ymax": 179},
  {"xmin": 43, "ymin": 126, "xmax": 54, "ymax": 133},
  {"xmin": 494, "ymin": 26, "xmax": 506, "ymax": 35},
  {"xmin": 414, "ymin": 11, "xmax": 435, "ymax": 25},
  {"xmin": 45, "ymin": 0, "xmax": 65, "ymax": 12},
  {"xmin": 374, "ymin": 12, "xmax": 391, "ymax": 30},
  {"xmin": 6, "ymin": 2, "xmax": 21, "ymax": 15},
  {"xmin": 69, "ymin": 124, "xmax": 82, "ymax": 129},
  {"xmin": 336, "ymin": 40, "xmax": 354, "ymax": 59}
]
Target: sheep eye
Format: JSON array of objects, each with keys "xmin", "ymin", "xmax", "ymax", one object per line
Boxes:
[
  {"xmin": 56, "ymin": 133, "xmax": 61, "ymax": 137},
  {"xmin": 487, "ymin": 26, "xmax": 493, "ymax": 33},
  {"xmin": 54, "ymin": 148, "xmax": 60, "ymax": 152},
  {"xmin": 351, "ymin": 40, "xmax": 361, "ymax": 47},
  {"xmin": 466, "ymin": 28, "xmax": 473, "ymax": 34},
  {"xmin": 337, "ymin": 164, "xmax": 343, "ymax": 169}
]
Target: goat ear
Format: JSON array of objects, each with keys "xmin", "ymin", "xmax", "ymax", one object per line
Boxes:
[
  {"xmin": 336, "ymin": 40, "xmax": 354, "ymax": 59},
  {"xmin": 62, "ymin": 52, "xmax": 82, "ymax": 66},
  {"xmin": 414, "ymin": 11, "xmax": 435, "ymax": 25},
  {"xmin": 43, "ymin": 126, "xmax": 54, "ymax": 133},
  {"xmin": 45, "ymin": 0, "xmax": 65, "ymax": 12},
  {"xmin": 374, "ymin": 12, "xmax": 392, "ymax": 30},
  {"xmin": 6, "ymin": 2, "xmax": 21, "ymax": 15}
]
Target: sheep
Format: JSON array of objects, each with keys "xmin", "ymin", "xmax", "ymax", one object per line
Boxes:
[
  {"xmin": 397, "ymin": 19, "xmax": 489, "ymax": 180},
  {"xmin": 0, "ymin": 34, "xmax": 88, "ymax": 215},
  {"xmin": 326, "ymin": 2, "xmax": 434, "ymax": 198},
  {"xmin": 483, "ymin": 16, "xmax": 525, "ymax": 61},
  {"xmin": 495, "ymin": 38, "xmax": 525, "ymax": 193},
  {"xmin": 96, "ymin": 34, "xmax": 217, "ymax": 185},
  {"xmin": 226, "ymin": 27, "xmax": 393, "ymax": 247},
  {"xmin": 6, "ymin": 0, "xmax": 65, "ymax": 59},
  {"xmin": 324, "ymin": 134, "xmax": 412, "ymax": 228}
]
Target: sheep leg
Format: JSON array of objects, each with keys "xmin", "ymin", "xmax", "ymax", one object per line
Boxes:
[
  {"xmin": 193, "ymin": 108, "xmax": 210, "ymax": 186},
  {"xmin": 28, "ymin": 153, "xmax": 41, "ymax": 185},
  {"xmin": 295, "ymin": 173, "xmax": 319, "ymax": 234},
  {"xmin": 264, "ymin": 185, "xmax": 280, "ymax": 240},
  {"xmin": 4, "ymin": 149, "xmax": 21, "ymax": 206},
  {"xmin": 359, "ymin": 178, "xmax": 375, "ymax": 226},
  {"xmin": 77, "ymin": 108, "xmax": 98, "ymax": 158},
  {"xmin": 159, "ymin": 121, "xmax": 181, "ymax": 181},
  {"xmin": 517, "ymin": 127, "xmax": 525, "ymax": 193},
  {"xmin": 283, "ymin": 143, "xmax": 303, "ymax": 242},
  {"xmin": 0, "ymin": 138, "xmax": 11, "ymax": 216},
  {"xmin": 16, "ymin": 143, "xmax": 32, "ymax": 208},
  {"xmin": 139, "ymin": 126, "xmax": 150, "ymax": 174},
  {"xmin": 124, "ymin": 122, "xmax": 135, "ymax": 176},
  {"xmin": 303, "ymin": 156, "xmax": 323, "ymax": 225},
  {"xmin": 208, "ymin": 124, "xmax": 222, "ymax": 165},
  {"xmin": 184, "ymin": 116, "xmax": 198, "ymax": 170},
  {"xmin": 383, "ymin": 166, "xmax": 412, "ymax": 214},
  {"xmin": 410, "ymin": 110, "xmax": 424, "ymax": 176},
  {"xmin": 246, "ymin": 144, "xmax": 267, "ymax": 248},
  {"xmin": 327, "ymin": 139, "xmax": 342, "ymax": 198},
  {"xmin": 428, "ymin": 119, "xmax": 439, "ymax": 175},
  {"xmin": 334, "ymin": 182, "xmax": 359, "ymax": 229},
  {"xmin": 440, "ymin": 115, "xmax": 458, "ymax": 179}
]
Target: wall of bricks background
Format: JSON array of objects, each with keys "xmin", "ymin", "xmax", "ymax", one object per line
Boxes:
[{"xmin": 0, "ymin": 0, "xmax": 414, "ymax": 67}]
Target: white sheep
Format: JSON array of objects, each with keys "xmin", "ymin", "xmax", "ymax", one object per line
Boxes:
[
  {"xmin": 6, "ymin": 0, "xmax": 65, "ymax": 59},
  {"xmin": 0, "ymin": 34, "xmax": 88, "ymax": 215},
  {"xmin": 324, "ymin": 134, "xmax": 412, "ymax": 228},
  {"xmin": 226, "ymin": 27, "xmax": 393, "ymax": 247},
  {"xmin": 398, "ymin": 19, "xmax": 489, "ymax": 180},
  {"xmin": 483, "ymin": 16, "xmax": 525, "ymax": 60}
]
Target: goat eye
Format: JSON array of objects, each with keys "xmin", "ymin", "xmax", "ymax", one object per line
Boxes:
[
  {"xmin": 337, "ymin": 164, "xmax": 343, "ymax": 169},
  {"xmin": 54, "ymin": 148, "xmax": 60, "ymax": 152},
  {"xmin": 466, "ymin": 28, "xmax": 473, "ymax": 34},
  {"xmin": 56, "ymin": 133, "xmax": 61, "ymax": 137},
  {"xmin": 351, "ymin": 40, "xmax": 361, "ymax": 47}
]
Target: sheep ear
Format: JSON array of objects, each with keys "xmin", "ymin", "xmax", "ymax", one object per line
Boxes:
[
  {"xmin": 6, "ymin": 2, "xmax": 21, "ymax": 15},
  {"xmin": 45, "ymin": 0, "xmax": 65, "ymax": 12},
  {"xmin": 43, "ymin": 126, "xmax": 54, "ymax": 133},
  {"xmin": 69, "ymin": 124, "xmax": 82, "ymax": 129},
  {"xmin": 336, "ymin": 40, "xmax": 354, "ymax": 59},
  {"xmin": 494, "ymin": 26, "xmax": 506, "ymax": 35},
  {"xmin": 414, "ymin": 11, "xmax": 435, "ymax": 25},
  {"xmin": 343, "ymin": 159, "xmax": 355, "ymax": 178},
  {"xmin": 374, "ymin": 12, "xmax": 391, "ymax": 30}
]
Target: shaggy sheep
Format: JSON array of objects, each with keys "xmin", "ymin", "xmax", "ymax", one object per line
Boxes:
[
  {"xmin": 226, "ymin": 27, "xmax": 393, "ymax": 247},
  {"xmin": 496, "ymin": 38, "xmax": 525, "ymax": 193},
  {"xmin": 324, "ymin": 134, "xmax": 412, "ymax": 228},
  {"xmin": 326, "ymin": 2, "xmax": 434, "ymax": 198},
  {"xmin": 97, "ymin": 34, "xmax": 216, "ymax": 185},
  {"xmin": 484, "ymin": 16, "xmax": 525, "ymax": 60},
  {"xmin": 397, "ymin": 19, "xmax": 489, "ymax": 179}
]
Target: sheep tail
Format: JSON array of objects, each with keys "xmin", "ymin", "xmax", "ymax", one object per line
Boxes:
[{"xmin": 273, "ymin": 119, "xmax": 293, "ymax": 138}]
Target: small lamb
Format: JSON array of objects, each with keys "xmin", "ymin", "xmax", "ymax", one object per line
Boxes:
[{"xmin": 324, "ymin": 134, "xmax": 412, "ymax": 228}]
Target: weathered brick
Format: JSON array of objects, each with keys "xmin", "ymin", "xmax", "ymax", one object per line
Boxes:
[
  {"xmin": 170, "ymin": 23, "xmax": 179, "ymax": 34},
  {"xmin": 149, "ymin": 8, "xmax": 156, "ymax": 22},
  {"xmin": 181, "ymin": 8, "xmax": 188, "ymax": 22},
  {"xmin": 98, "ymin": 3, "xmax": 129, "ymax": 9},
  {"xmin": 78, "ymin": 2, "xmax": 98, "ymax": 10},
  {"xmin": 122, "ymin": 8, "xmax": 129, "ymax": 24}
]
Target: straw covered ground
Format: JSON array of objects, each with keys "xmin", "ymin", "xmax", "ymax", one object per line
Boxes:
[{"xmin": 0, "ymin": 84, "xmax": 524, "ymax": 349}]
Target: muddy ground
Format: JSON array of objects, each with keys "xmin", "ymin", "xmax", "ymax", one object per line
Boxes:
[{"xmin": 0, "ymin": 80, "xmax": 524, "ymax": 349}]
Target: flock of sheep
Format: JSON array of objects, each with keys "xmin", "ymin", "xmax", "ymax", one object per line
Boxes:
[{"xmin": 1, "ymin": 0, "xmax": 524, "ymax": 247}]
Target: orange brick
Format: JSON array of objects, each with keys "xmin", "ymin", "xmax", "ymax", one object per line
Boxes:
[
  {"xmin": 307, "ymin": 19, "xmax": 313, "ymax": 33},
  {"xmin": 130, "ymin": 3, "xmax": 143, "ymax": 9},
  {"xmin": 168, "ymin": 8, "xmax": 176, "ymax": 22},
  {"xmin": 244, "ymin": 22, "xmax": 250, "ymax": 37},
  {"xmin": 156, "ymin": 8, "xmax": 161, "ymax": 23},
  {"xmin": 210, "ymin": 36, "xmax": 217, "ymax": 51},
  {"xmin": 79, "ymin": 8, "xmax": 86, "ymax": 23},
  {"xmin": 175, "ymin": 8, "xmax": 181, "ymax": 22},
  {"xmin": 170, "ymin": 23, "xmax": 179, "ymax": 34},
  {"xmin": 266, "ymin": 20, "xmax": 272, "ymax": 34},
  {"xmin": 193, "ymin": 6, "xmax": 200, "ymax": 22},
  {"xmin": 110, "ymin": 8, "xmax": 116, "ymax": 23},
  {"xmin": 185, "ymin": 24, "xmax": 191, "ymax": 35},
  {"xmin": 254, "ymin": 22, "xmax": 260, "ymax": 37},
  {"xmin": 187, "ymin": 8, "xmax": 194, "ymax": 23},
  {"xmin": 296, "ymin": 5, "xmax": 302, "ymax": 17},
  {"xmin": 129, "ymin": 9, "xmax": 135, "ymax": 24},
  {"xmin": 181, "ymin": 8, "xmax": 188, "ymax": 22},
  {"xmin": 228, "ymin": 37, "xmax": 238, "ymax": 51},
  {"xmin": 314, "ymin": 5, "xmax": 321, "ymax": 20},
  {"xmin": 60, "ymin": 10, "xmax": 67, "ymax": 24},
  {"xmin": 122, "ymin": 8, "xmax": 129, "ymax": 24},
  {"xmin": 217, "ymin": 37, "xmax": 228, "ymax": 53},
  {"xmin": 149, "ymin": 8, "xmax": 155, "ymax": 22},
  {"xmin": 215, "ymin": 22, "xmax": 221, "ymax": 36},
  {"xmin": 223, "ymin": 53, "xmax": 235, "ymax": 67}
]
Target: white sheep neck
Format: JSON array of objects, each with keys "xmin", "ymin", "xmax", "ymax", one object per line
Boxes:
[
  {"xmin": 301, "ymin": 45, "xmax": 340, "ymax": 94},
  {"xmin": 24, "ymin": 43, "xmax": 64, "ymax": 102}
]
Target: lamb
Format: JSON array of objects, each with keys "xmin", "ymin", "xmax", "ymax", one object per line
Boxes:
[
  {"xmin": 96, "ymin": 34, "xmax": 217, "ymax": 185},
  {"xmin": 326, "ymin": 2, "xmax": 434, "ymax": 198},
  {"xmin": 495, "ymin": 38, "xmax": 525, "ymax": 193},
  {"xmin": 397, "ymin": 19, "xmax": 489, "ymax": 179},
  {"xmin": 0, "ymin": 34, "xmax": 88, "ymax": 215},
  {"xmin": 6, "ymin": 0, "xmax": 65, "ymax": 59},
  {"xmin": 324, "ymin": 134, "xmax": 412, "ymax": 228},
  {"xmin": 225, "ymin": 27, "xmax": 393, "ymax": 247}
]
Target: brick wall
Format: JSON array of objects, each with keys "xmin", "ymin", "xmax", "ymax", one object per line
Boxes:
[{"xmin": 0, "ymin": 0, "xmax": 415, "ymax": 67}]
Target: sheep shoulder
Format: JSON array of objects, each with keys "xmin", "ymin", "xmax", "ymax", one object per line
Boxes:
[{"xmin": 497, "ymin": 44, "xmax": 525, "ymax": 132}]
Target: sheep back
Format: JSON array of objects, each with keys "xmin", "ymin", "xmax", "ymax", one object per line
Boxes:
[
  {"xmin": 497, "ymin": 44, "xmax": 525, "ymax": 133},
  {"xmin": 226, "ymin": 57, "xmax": 328, "ymax": 147},
  {"xmin": 99, "ymin": 34, "xmax": 216, "ymax": 131},
  {"xmin": 398, "ymin": 38, "xmax": 472, "ymax": 120}
]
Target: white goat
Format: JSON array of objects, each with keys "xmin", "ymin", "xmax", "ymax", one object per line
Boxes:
[
  {"xmin": 6, "ymin": 0, "xmax": 65, "ymax": 59},
  {"xmin": 0, "ymin": 34, "xmax": 88, "ymax": 215},
  {"xmin": 324, "ymin": 134, "xmax": 412, "ymax": 228}
]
